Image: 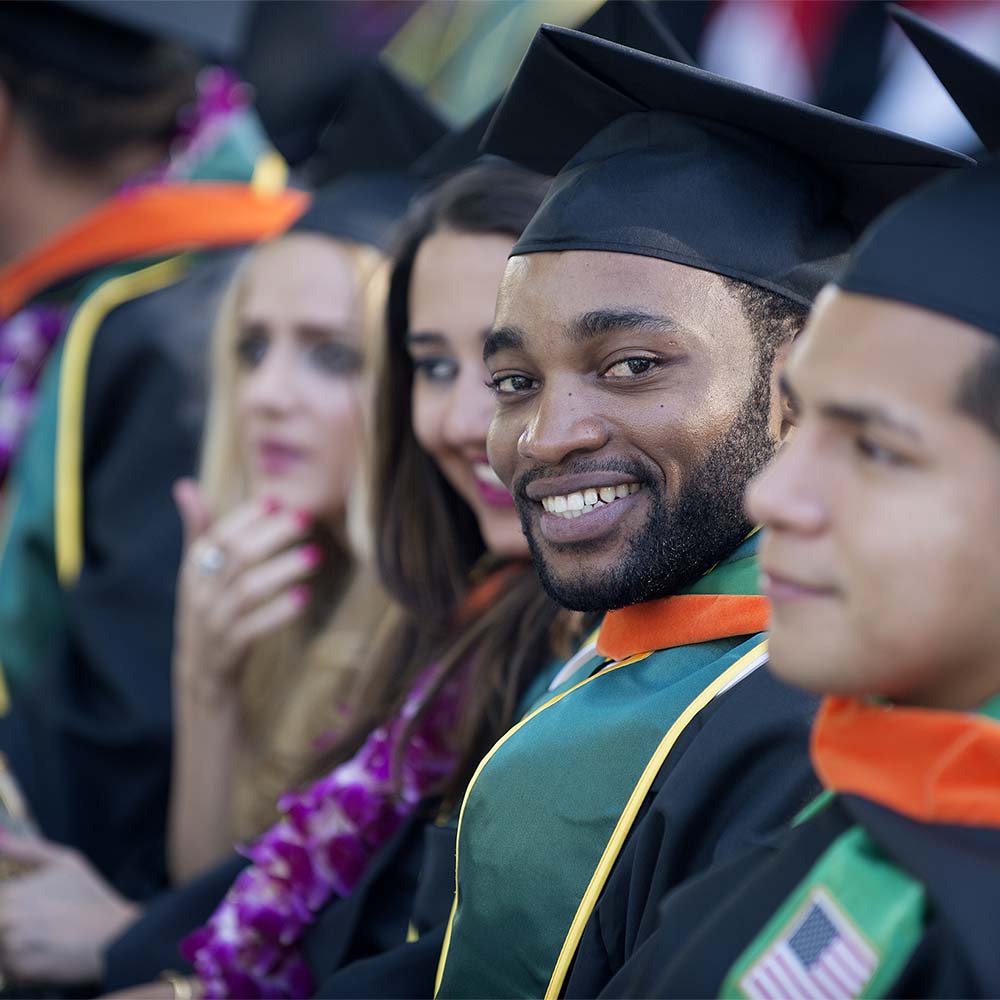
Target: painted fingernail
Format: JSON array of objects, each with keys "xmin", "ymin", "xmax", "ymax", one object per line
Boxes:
[
  {"xmin": 294, "ymin": 510, "xmax": 313, "ymax": 531},
  {"xmin": 301, "ymin": 544, "xmax": 324, "ymax": 568},
  {"xmin": 293, "ymin": 585, "xmax": 311, "ymax": 607},
  {"xmin": 262, "ymin": 497, "xmax": 282, "ymax": 515}
]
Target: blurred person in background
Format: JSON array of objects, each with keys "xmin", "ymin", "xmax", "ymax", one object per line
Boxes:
[
  {"xmin": 0, "ymin": 62, "xmax": 445, "ymax": 992},
  {"xmin": 604, "ymin": 15, "xmax": 1000, "ymax": 996},
  {"xmin": 91, "ymin": 162, "xmax": 575, "ymax": 1000},
  {"xmin": 0, "ymin": 0, "xmax": 304, "ymax": 902},
  {"xmin": 656, "ymin": 0, "xmax": 1000, "ymax": 154},
  {"xmin": 169, "ymin": 209, "xmax": 389, "ymax": 886},
  {"xmin": 0, "ymin": 204, "xmax": 389, "ymax": 991}
]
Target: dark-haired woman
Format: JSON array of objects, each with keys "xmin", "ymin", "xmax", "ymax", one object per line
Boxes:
[{"xmin": 94, "ymin": 161, "xmax": 577, "ymax": 1000}]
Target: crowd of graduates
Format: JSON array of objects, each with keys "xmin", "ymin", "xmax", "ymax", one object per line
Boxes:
[{"xmin": 0, "ymin": 1, "xmax": 999, "ymax": 998}]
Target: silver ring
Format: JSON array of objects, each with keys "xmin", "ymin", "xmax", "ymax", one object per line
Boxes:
[{"xmin": 194, "ymin": 542, "xmax": 227, "ymax": 576}]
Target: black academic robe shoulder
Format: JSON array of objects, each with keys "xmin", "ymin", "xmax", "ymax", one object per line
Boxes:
[
  {"xmin": 104, "ymin": 853, "xmax": 249, "ymax": 991},
  {"xmin": 307, "ymin": 818, "xmax": 457, "ymax": 998},
  {"xmin": 566, "ymin": 666, "xmax": 820, "ymax": 998},
  {"xmin": 602, "ymin": 793, "xmax": 1000, "ymax": 998}
]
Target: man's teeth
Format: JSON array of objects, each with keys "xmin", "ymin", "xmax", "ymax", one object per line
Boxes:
[{"xmin": 541, "ymin": 483, "xmax": 641, "ymax": 518}]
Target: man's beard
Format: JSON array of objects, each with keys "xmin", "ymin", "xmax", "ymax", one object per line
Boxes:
[{"xmin": 516, "ymin": 376, "xmax": 777, "ymax": 612}]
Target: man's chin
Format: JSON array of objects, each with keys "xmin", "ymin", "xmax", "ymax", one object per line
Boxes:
[{"xmin": 532, "ymin": 551, "xmax": 657, "ymax": 613}]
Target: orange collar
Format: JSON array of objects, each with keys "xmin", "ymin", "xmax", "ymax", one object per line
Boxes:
[
  {"xmin": 596, "ymin": 593, "xmax": 770, "ymax": 661},
  {"xmin": 0, "ymin": 183, "xmax": 308, "ymax": 318},
  {"xmin": 812, "ymin": 696, "xmax": 1000, "ymax": 828}
]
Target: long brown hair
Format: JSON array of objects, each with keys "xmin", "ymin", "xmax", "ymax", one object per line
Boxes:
[{"xmin": 310, "ymin": 163, "xmax": 578, "ymax": 809}]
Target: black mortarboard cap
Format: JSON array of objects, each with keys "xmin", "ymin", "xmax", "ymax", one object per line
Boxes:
[
  {"xmin": 416, "ymin": 0, "xmax": 694, "ymax": 182},
  {"xmin": 890, "ymin": 5, "xmax": 1000, "ymax": 153},
  {"xmin": 0, "ymin": 1, "xmax": 250, "ymax": 93},
  {"xmin": 484, "ymin": 26, "xmax": 971, "ymax": 305},
  {"xmin": 297, "ymin": 63, "xmax": 449, "ymax": 250},
  {"xmin": 837, "ymin": 14, "xmax": 1000, "ymax": 338}
]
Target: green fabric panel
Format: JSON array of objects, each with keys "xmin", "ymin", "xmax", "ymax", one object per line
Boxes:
[
  {"xmin": 181, "ymin": 109, "xmax": 273, "ymax": 183},
  {"xmin": 0, "ymin": 342, "xmax": 66, "ymax": 688},
  {"xmin": 517, "ymin": 651, "xmax": 588, "ymax": 718},
  {"xmin": 438, "ymin": 542, "xmax": 765, "ymax": 999},
  {"xmin": 721, "ymin": 825, "xmax": 926, "ymax": 999},
  {"xmin": 440, "ymin": 632, "xmax": 766, "ymax": 999},
  {"xmin": 683, "ymin": 534, "xmax": 760, "ymax": 595},
  {"xmin": 979, "ymin": 691, "xmax": 1000, "ymax": 722}
]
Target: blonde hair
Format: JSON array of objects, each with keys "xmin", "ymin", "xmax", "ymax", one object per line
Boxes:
[{"xmin": 198, "ymin": 231, "xmax": 391, "ymax": 841}]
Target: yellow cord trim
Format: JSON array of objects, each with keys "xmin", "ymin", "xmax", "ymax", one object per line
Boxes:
[
  {"xmin": 55, "ymin": 258, "xmax": 189, "ymax": 586},
  {"xmin": 0, "ymin": 662, "xmax": 10, "ymax": 716},
  {"xmin": 433, "ymin": 650, "xmax": 652, "ymax": 996},
  {"xmin": 544, "ymin": 638, "xmax": 770, "ymax": 998},
  {"xmin": 250, "ymin": 150, "xmax": 289, "ymax": 196}
]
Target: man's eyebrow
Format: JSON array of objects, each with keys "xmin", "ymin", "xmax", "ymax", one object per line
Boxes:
[
  {"xmin": 820, "ymin": 401, "xmax": 923, "ymax": 441},
  {"xmin": 483, "ymin": 325, "xmax": 526, "ymax": 363},
  {"xmin": 572, "ymin": 308, "xmax": 678, "ymax": 342}
]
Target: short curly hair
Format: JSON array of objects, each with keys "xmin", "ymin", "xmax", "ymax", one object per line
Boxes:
[{"xmin": 722, "ymin": 275, "xmax": 810, "ymax": 376}]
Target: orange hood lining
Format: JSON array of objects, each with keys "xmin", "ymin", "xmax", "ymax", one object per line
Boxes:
[
  {"xmin": 597, "ymin": 593, "xmax": 770, "ymax": 661},
  {"xmin": 0, "ymin": 183, "xmax": 309, "ymax": 317},
  {"xmin": 812, "ymin": 695, "xmax": 1000, "ymax": 828}
]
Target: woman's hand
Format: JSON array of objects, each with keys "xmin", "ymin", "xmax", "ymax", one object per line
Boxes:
[
  {"xmin": 169, "ymin": 480, "xmax": 324, "ymax": 883},
  {"xmin": 0, "ymin": 833, "xmax": 140, "ymax": 985},
  {"xmin": 173, "ymin": 479, "xmax": 321, "ymax": 706}
]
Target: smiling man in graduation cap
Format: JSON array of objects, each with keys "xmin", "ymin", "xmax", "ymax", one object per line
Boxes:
[
  {"xmin": 596, "ymin": 11, "xmax": 1000, "ymax": 998},
  {"xmin": 0, "ymin": 0, "xmax": 305, "ymax": 903},
  {"xmin": 432, "ymin": 22, "xmax": 971, "ymax": 1000}
]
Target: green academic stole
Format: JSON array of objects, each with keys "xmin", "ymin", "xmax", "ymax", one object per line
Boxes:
[
  {"xmin": 721, "ymin": 693, "xmax": 1000, "ymax": 998},
  {"xmin": 435, "ymin": 539, "xmax": 770, "ymax": 999}
]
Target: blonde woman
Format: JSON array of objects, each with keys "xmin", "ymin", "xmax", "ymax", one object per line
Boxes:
[{"xmin": 169, "ymin": 218, "xmax": 390, "ymax": 885}]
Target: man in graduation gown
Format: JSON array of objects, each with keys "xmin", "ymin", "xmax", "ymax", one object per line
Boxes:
[
  {"xmin": 431, "ymin": 24, "xmax": 972, "ymax": 1000},
  {"xmin": 599, "ymin": 11, "xmax": 1000, "ymax": 999},
  {"xmin": 0, "ymin": 1, "xmax": 305, "ymax": 901}
]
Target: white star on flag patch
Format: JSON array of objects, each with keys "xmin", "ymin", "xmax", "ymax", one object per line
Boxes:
[{"xmin": 740, "ymin": 888, "xmax": 878, "ymax": 999}]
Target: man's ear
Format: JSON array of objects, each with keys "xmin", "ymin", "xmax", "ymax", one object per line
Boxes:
[{"xmin": 772, "ymin": 338, "xmax": 797, "ymax": 444}]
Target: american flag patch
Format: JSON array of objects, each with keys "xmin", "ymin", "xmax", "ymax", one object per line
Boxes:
[{"xmin": 740, "ymin": 889, "xmax": 878, "ymax": 999}]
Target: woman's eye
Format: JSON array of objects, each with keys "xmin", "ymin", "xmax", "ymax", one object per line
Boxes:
[
  {"xmin": 413, "ymin": 357, "xmax": 459, "ymax": 383},
  {"xmin": 492, "ymin": 374, "xmax": 537, "ymax": 395},
  {"xmin": 310, "ymin": 341, "xmax": 362, "ymax": 375},
  {"xmin": 604, "ymin": 357, "xmax": 657, "ymax": 378},
  {"xmin": 235, "ymin": 332, "xmax": 268, "ymax": 369}
]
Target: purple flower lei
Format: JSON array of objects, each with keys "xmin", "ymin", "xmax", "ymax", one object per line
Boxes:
[
  {"xmin": 182, "ymin": 664, "xmax": 464, "ymax": 999},
  {"xmin": 0, "ymin": 305, "xmax": 68, "ymax": 489}
]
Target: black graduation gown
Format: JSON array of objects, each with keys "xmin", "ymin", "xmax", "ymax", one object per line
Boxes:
[
  {"xmin": 565, "ymin": 667, "xmax": 821, "ymax": 998},
  {"xmin": 600, "ymin": 794, "xmax": 1000, "ymax": 998},
  {"xmin": 0, "ymin": 251, "xmax": 241, "ymax": 900}
]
